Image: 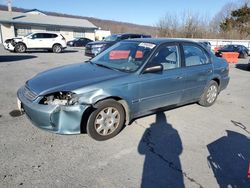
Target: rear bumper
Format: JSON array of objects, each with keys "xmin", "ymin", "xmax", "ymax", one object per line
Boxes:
[
  {"xmin": 17, "ymin": 86, "xmax": 90, "ymax": 134},
  {"xmin": 220, "ymin": 76, "xmax": 230, "ymax": 91}
]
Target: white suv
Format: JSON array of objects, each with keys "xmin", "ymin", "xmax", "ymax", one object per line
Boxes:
[{"xmin": 4, "ymin": 32, "xmax": 67, "ymax": 53}]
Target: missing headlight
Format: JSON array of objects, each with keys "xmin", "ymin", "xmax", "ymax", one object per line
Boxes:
[{"xmin": 40, "ymin": 92, "xmax": 78, "ymax": 106}]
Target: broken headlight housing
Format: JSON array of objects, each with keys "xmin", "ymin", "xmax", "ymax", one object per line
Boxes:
[{"xmin": 40, "ymin": 92, "xmax": 78, "ymax": 106}]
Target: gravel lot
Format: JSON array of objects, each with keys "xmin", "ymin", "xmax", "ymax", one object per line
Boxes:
[{"xmin": 0, "ymin": 45, "xmax": 249, "ymax": 188}]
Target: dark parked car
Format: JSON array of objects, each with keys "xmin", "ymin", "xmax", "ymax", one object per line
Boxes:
[
  {"xmin": 17, "ymin": 38, "xmax": 229, "ymax": 141},
  {"xmin": 85, "ymin": 33, "xmax": 151, "ymax": 57},
  {"xmin": 215, "ymin": 44, "xmax": 249, "ymax": 58},
  {"xmin": 67, "ymin": 37, "xmax": 93, "ymax": 47},
  {"xmin": 199, "ymin": 41, "xmax": 211, "ymax": 51}
]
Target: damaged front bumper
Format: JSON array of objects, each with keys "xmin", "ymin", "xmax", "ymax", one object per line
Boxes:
[
  {"xmin": 3, "ymin": 41, "xmax": 15, "ymax": 51},
  {"xmin": 17, "ymin": 86, "xmax": 90, "ymax": 134}
]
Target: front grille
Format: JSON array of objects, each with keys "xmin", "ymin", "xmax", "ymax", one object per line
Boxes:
[
  {"xmin": 23, "ymin": 86, "xmax": 38, "ymax": 101},
  {"xmin": 85, "ymin": 44, "xmax": 92, "ymax": 50}
]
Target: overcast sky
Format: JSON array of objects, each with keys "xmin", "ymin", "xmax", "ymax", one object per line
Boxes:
[{"xmin": 0, "ymin": 0, "xmax": 242, "ymax": 25}]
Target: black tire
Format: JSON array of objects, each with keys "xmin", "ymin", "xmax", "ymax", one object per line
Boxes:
[
  {"xmin": 15, "ymin": 43, "xmax": 26, "ymax": 53},
  {"xmin": 247, "ymin": 63, "xmax": 250, "ymax": 71},
  {"xmin": 86, "ymin": 99, "xmax": 125, "ymax": 141},
  {"xmin": 52, "ymin": 44, "xmax": 62, "ymax": 53},
  {"xmin": 199, "ymin": 80, "xmax": 219, "ymax": 107}
]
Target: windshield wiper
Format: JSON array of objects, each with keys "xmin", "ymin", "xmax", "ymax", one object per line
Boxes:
[
  {"xmin": 85, "ymin": 60, "xmax": 94, "ymax": 64},
  {"xmin": 95, "ymin": 63, "xmax": 117, "ymax": 71}
]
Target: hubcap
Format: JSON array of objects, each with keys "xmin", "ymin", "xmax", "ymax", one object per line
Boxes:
[
  {"xmin": 207, "ymin": 85, "xmax": 217, "ymax": 103},
  {"xmin": 94, "ymin": 107, "xmax": 120, "ymax": 136},
  {"xmin": 54, "ymin": 45, "xmax": 61, "ymax": 53},
  {"xmin": 18, "ymin": 45, "xmax": 25, "ymax": 52}
]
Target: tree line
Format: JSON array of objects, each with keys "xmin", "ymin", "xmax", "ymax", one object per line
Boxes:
[{"xmin": 156, "ymin": 2, "xmax": 250, "ymax": 39}]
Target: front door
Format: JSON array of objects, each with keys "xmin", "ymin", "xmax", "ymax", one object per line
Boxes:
[
  {"xmin": 136, "ymin": 44, "xmax": 184, "ymax": 114},
  {"xmin": 27, "ymin": 33, "xmax": 46, "ymax": 48}
]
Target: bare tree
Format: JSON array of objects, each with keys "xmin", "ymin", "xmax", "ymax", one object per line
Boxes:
[
  {"xmin": 156, "ymin": 11, "xmax": 210, "ymax": 39},
  {"xmin": 156, "ymin": 13, "xmax": 179, "ymax": 37}
]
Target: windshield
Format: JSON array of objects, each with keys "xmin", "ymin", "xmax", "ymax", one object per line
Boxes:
[
  {"xmin": 91, "ymin": 41, "xmax": 156, "ymax": 73},
  {"xmin": 103, "ymin": 35, "xmax": 119, "ymax": 42}
]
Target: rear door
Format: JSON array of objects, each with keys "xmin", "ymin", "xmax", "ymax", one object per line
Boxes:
[
  {"xmin": 181, "ymin": 43, "xmax": 213, "ymax": 102},
  {"xmin": 42, "ymin": 33, "xmax": 57, "ymax": 48}
]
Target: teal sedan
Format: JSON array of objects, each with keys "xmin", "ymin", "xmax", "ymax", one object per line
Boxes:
[{"xmin": 17, "ymin": 38, "xmax": 229, "ymax": 141}]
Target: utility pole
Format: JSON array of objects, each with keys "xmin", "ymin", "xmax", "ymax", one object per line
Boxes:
[{"xmin": 7, "ymin": 0, "xmax": 12, "ymax": 12}]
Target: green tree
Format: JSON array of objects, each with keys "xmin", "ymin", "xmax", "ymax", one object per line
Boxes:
[{"xmin": 220, "ymin": 3, "xmax": 250, "ymax": 39}]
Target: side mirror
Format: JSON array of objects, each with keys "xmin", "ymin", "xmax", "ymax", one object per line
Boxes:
[{"xmin": 143, "ymin": 64, "xmax": 163, "ymax": 74}]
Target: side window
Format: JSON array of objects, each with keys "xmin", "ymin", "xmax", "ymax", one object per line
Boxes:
[
  {"xmin": 43, "ymin": 34, "xmax": 51, "ymax": 38},
  {"xmin": 36, "ymin": 33, "xmax": 44, "ymax": 39},
  {"xmin": 150, "ymin": 45, "xmax": 180, "ymax": 70},
  {"xmin": 31, "ymin": 34, "xmax": 38, "ymax": 39},
  {"xmin": 51, "ymin": 34, "xmax": 57, "ymax": 38},
  {"xmin": 129, "ymin": 35, "xmax": 140, "ymax": 39},
  {"xmin": 32, "ymin": 33, "xmax": 43, "ymax": 39},
  {"xmin": 183, "ymin": 45, "xmax": 209, "ymax": 66}
]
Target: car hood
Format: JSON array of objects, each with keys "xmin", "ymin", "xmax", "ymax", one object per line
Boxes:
[
  {"xmin": 12, "ymin": 37, "xmax": 24, "ymax": 41},
  {"xmin": 26, "ymin": 63, "xmax": 127, "ymax": 95},
  {"xmin": 5, "ymin": 37, "xmax": 23, "ymax": 43}
]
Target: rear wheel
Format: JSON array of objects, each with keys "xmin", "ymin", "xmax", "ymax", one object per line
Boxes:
[
  {"xmin": 199, "ymin": 80, "xmax": 219, "ymax": 107},
  {"xmin": 52, "ymin": 44, "xmax": 62, "ymax": 53},
  {"xmin": 86, "ymin": 99, "xmax": 125, "ymax": 141},
  {"xmin": 15, "ymin": 43, "xmax": 26, "ymax": 53}
]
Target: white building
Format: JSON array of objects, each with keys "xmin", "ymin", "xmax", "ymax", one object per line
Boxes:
[
  {"xmin": 0, "ymin": 9, "xmax": 98, "ymax": 43},
  {"xmin": 95, "ymin": 29, "xmax": 111, "ymax": 41}
]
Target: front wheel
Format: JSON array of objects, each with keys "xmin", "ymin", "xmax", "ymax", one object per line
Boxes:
[
  {"xmin": 199, "ymin": 80, "xmax": 219, "ymax": 107},
  {"xmin": 52, "ymin": 44, "xmax": 62, "ymax": 53},
  {"xmin": 15, "ymin": 43, "xmax": 26, "ymax": 53},
  {"xmin": 86, "ymin": 99, "xmax": 125, "ymax": 141}
]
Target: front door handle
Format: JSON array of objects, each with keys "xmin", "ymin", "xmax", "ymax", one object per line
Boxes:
[
  {"xmin": 207, "ymin": 69, "xmax": 212, "ymax": 73},
  {"xmin": 175, "ymin": 76, "xmax": 183, "ymax": 80}
]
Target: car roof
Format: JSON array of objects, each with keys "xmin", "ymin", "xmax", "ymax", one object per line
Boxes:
[
  {"xmin": 114, "ymin": 33, "xmax": 151, "ymax": 37},
  {"xmin": 124, "ymin": 38, "xmax": 198, "ymax": 45},
  {"xmin": 226, "ymin": 44, "xmax": 242, "ymax": 47},
  {"xmin": 32, "ymin": 31, "xmax": 59, "ymax": 34}
]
